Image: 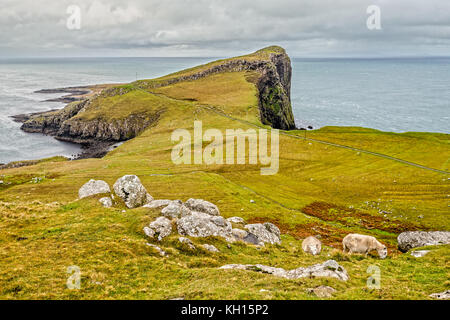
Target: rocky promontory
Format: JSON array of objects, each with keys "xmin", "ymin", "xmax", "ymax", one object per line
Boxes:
[{"xmin": 13, "ymin": 46, "xmax": 296, "ymax": 158}]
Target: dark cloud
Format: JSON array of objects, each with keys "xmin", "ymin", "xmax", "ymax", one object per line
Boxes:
[{"xmin": 0, "ymin": 0, "xmax": 449, "ymax": 57}]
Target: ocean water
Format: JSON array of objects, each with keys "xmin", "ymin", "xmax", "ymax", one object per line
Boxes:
[{"xmin": 0, "ymin": 57, "xmax": 448, "ymax": 164}]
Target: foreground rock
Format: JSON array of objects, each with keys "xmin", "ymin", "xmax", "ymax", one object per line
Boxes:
[
  {"xmin": 146, "ymin": 243, "xmax": 167, "ymax": 257},
  {"xmin": 202, "ymin": 244, "xmax": 219, "ymax": 253},
  {"xmin": 231, "ymin": 228, "xmax": 264, "ymax": 245},
  {"xmin": 161, "ymin": 200, "xmax": 183, "ymax": 219},
  {"xmin": 397, "ymin": 231, "xmax": 450, "ymax": 252},
  {"xmin": 113, "ymin": 175, "xmax": 153, "ymax": 208},
  {"xmin": 220, "ymin": 260, "xmax": 349, "ymax": 281},
  {"xmin": 429, "ymin": 290, "xmax": 450, "ymax": 300},
  {"xmin": 144, "ymin": 200, "xmax": 174, "ymax": 209},
  {"xmin": 184, "ymin": 198, "xmax": 220, "ymax": 216},
  {"xmin": 78, "ymin": 179, "xmax": 110, "ymax": 199},
  {"xmin": 302, "ymin": 236, "xmax": 322, "ymax": 255},
  {"xmin": 410, "ymin": 250, "xmax": 430, "ymax": 258},
  {"xmin": 99, "ymin": 197, "xmax": 113, "ymax": 208},
  {"xmin": 244, "ymin": 223, "xmax": 281, "ymax": 245},
  {"xmin": 144, "ymin": 217, "xmax": 172, "ymax": 241},
  {"xmin": 307, "ymin": 285, "xmax": 336, "ymax": 298},
  {"xmin": 178, "ymin": 237, "xmax": 196, "ymax": 250},
  {"xmin": 177, "ymin": 212, "xmax": 232, "ymax": 240},
  {"xmin": 227, "ymin": 217, "xmax": 245, "ymax": 224}
]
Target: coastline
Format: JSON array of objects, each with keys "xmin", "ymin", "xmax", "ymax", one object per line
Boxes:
[{"xmin": 9, "ymin": 83, "xmax": 121, "ymax": 165}]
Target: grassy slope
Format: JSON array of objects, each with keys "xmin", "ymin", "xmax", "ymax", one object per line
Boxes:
[{"xmin": 0, "ymin": 48, "xmax": 449, "ymax": 299}]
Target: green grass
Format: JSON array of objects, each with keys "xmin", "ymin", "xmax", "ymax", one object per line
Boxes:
[{"xmin": 0, "ymin": 47, "xmax": 448, "ymax": 299}]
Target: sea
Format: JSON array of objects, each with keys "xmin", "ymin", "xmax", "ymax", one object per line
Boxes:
[{"xmin": 0, "ymin": 57, "xmax": 449, "ymax": 164}]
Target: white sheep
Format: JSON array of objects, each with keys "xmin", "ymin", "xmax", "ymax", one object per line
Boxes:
[
  {"xmin": 302, "ymin": 236, "xmax": 322, "ymax": 255},
  {"xmin": 342, "ymin": 233, "xmax": 387, "ymax": 259}
]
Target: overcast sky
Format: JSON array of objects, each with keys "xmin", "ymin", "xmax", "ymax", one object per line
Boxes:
[{"xmin": 1, "ymin": 0, "xmax": 450, "ymax": 57}]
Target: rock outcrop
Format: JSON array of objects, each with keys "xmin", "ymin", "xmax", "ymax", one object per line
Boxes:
[
  {"xmin": 244, "ymin": 223, "xmax": 281, "ymax": 245},
  {"xmin": 177, "ymin": 212, "xmax": 233, "ymax": 240},
  {"xmin": 220, "ymin": 260, "xmax": 349, "ymax": 281},
  {"xmin": 144, "ymin": 216, "xmax": 172, "ymax": 241},
  {"xmin": 397, "ymin": 231, "xmax": 450, "ymax": 252},
  {"xmin": 78, "ymin": 179, "xmax": 111, "ymax": 199}
]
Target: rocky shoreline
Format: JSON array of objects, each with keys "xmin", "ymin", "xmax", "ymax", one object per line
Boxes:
[{"xmin": 10, "ymin": 85, "xmax": 117, "ymax": 161}]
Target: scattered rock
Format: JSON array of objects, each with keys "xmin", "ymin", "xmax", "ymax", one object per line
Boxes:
[
  {"xmin": 227, "ymin": 216, "xmax": 245, "ymax": 224},
  {"xmin": 184, "ymin": 198, "xmax": 220, "ymax": 216},
  {"xmin": 307, "ymin": 285, "xmax": 336, "ymax": 298},
  {"xmin": 144, "ymin": 216, "xmax": 172, "ymax": 241},
  {"xmin": 302, "ymin": 236, "xmax": 322, "ymax": 255},
  {"xmin": 78, "ymin": 179, "xmax": 110, "ymax": 199},
  {"xmin": 397, "ymin": 231, "xmax": 450, "ymax": 252},
  {"xmin": 244, "ymin": 223, "xmax": 281, "ymax": 245},
  {"xmin": 202, "ymin": 244, "xmax": 219, "ymax": 253},
  {"xmin": 177, "ymin": 212, "xmax": 232, "ymax": 240},
  {"xmin": 144, "ymin": 199, "xmax": 174, "ymax": 209},
  {"xmin": 430, "ymin": 290, "xmax": 450, "ymax": 300},
  {"xmin": 146, "ymin": 243, "xmax": 167, "ymax": 257},
  {"xmin": 410, "ymin": 250, "xmax": 430, "ymax": 258},
  {"xmin": 99, "ymin": 197, "xmax": 113, "ymax": 208},
  {"xmin": 179, "ymin": 237, "xmax": 196, "ymax": 250},
  {"xmin": 113, "ymin": 175, "xmax": 153, "ymax": 208},
  {"xmin": 220, "ymin": 260, "xmax": 349, "ymax": 281},
  {"xmin": 161, "ymin": 201, "xmax": 183, "ymax": 219}
]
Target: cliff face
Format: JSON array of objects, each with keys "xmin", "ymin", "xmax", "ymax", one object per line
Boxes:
[
  {"xmin": 257, "ymin": 51, "xmax": 295, "ymax": 130},
  {"xmin": 18, "ymin": 46, "xmax": 296, "ymax": 149}
]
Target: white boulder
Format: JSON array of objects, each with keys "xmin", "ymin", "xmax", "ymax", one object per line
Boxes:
[
  {"xmin": 113, "ymin": 175, "xmax": 153, "ymax": 208},
  {"xmin": 78, "ymin": 179, "xmax": 110, "ymax": 199}
]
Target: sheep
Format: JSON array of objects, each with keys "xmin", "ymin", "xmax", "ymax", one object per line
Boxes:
[
  {"xmin": 342, "ymin": 233, "xmax": 387, "ymax": 259},
  {"xmin": 302, "ymin": 236, "xmax": 322, "ymax": 255}
]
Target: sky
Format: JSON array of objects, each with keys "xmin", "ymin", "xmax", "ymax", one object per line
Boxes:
[{"xmin": 1, "ymin": 0, "xmax": 450, "ymax": 58}]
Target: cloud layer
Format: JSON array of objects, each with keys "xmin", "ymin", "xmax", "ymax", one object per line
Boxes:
[{"xmin": 1, "ymin": 0, "xmax": 449, "ymax": 57}]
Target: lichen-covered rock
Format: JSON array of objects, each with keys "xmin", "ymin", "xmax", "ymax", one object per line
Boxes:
[
  {"xmin": 202, "ymin": 244, "xmax": 219, "ymax": 253},
  {"xmin": 220, "ymin": 260, "xmax": 348, "ymax": 281},
  {"xmin": 302, "ymin": 236, "xmax": 322, "ymax": 255},
  {"xmin": 146, "ymin": 243, "xmax": 167, "ymax": 257},
  {"xmin": 78, "ymin": 179, "xmax": 110, "ymax": 199},
  {"xmin": 144, "ymin": 216, "xmax": 172, "ymax": 241},
  {"xmin": 99, "ymin": 197, "xmax": 113, "ymax": 208},
  {"xmin": 177, "ymin": 212, "xmax": 232, "ymax": 240},
  {"xmin": 178, "ymin": 237, "xmax": 196, "ymax": 250},
  {"xmin": 410, "ymin": 250, "xmax": 430, "ymax": 258},
  {"xmin": 144, "ymin": 199, "xmax": 174, "ymax": 209},
  {"xmin": 227, "ymin": 217, "xmax": 245, "ymax": 224},
  {"xmin": 161, "ymin": 201, "xmax": 183, "ymax": 219},
  {"xmin": 430, "ymin": 290, "xmax": 450, "ymax": 300},
  {"xmin": 184, "ymin": 198, "xmax": 220, "ymax": 216},
  {"xmin": 244, "ymin": 223, "xmax": 281, "ymax": 245},
  {"xmin": 307, "ymin": 286, "xmax": 336, "ymax": 298},
  {"xmin": 231, "ymin": 228, "xmax": 262, "ymax": 245},
  {"xmin": 397, "ymin": 231, "xmax": 450, "ymax": 252},
  {"xmin": 113, "ymin": 175, "xmax": 153, "ymax": 208}
]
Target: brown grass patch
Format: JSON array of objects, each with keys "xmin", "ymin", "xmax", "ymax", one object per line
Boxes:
[{"xmin": 301, "ymin": 202, "xmax": 425, "ymax": 234}]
